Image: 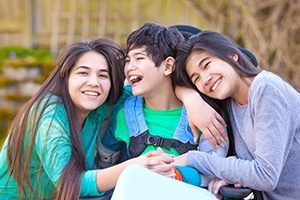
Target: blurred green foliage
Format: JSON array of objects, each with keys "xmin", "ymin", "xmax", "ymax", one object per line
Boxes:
[
  {"xmin": 0, "ymin": 45, "xmax": 53, "ymax": 69},
  {"xmin": 0, "ymin": 46, "xmax": 55, "ymax": 147}
]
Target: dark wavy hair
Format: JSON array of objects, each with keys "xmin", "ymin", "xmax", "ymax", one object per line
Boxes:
[{"xmin": 126, "ymin": 22, "xmax": 185, "ymax": 67}]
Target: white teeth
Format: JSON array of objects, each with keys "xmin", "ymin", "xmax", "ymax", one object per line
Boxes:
[
  {"xmin": 129, "ymin": 75, "xmax": 138, "ymax": 81},
  {"xmin": 212, "ymin": 79, "xmax": 221, "ymax": 91},
  {"xmin": 83, "ymin": 91, "xmax": 99, "ymax": 96}
]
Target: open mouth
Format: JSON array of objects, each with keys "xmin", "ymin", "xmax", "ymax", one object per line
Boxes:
[{"xmin": 129, "ymin": 75, "xmax": 143, "ymax": 85}]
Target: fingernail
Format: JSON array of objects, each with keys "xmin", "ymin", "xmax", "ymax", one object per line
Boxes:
[{"xmin": 220, "ymin": 137, "xmax": 226, "ymax": 147}]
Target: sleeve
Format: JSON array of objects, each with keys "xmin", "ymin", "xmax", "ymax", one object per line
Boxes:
[
  {"xmin": 34, "ymin": 104, "xmax": 72, "ymax": 187},
  {"xmin": 175, "ymin": 165, "xmax": 201, "ymax": 187},
  {"xmin": 186, "ymin": 76, "xmax": 295, "ymax": 191},
  {"xmin": 34, "ymin": 104, "xmax": 104, "ymax": 197},
  {"xmin": 80, "ymin": 170, "xmax": 104, "ymax": 197}
]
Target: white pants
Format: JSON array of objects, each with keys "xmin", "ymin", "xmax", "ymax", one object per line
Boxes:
[{"xmin": 111, "ymin": 164, "xmax": 217, "ymax": 200}]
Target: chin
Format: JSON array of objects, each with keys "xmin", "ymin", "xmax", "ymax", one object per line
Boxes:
[
  {"xmin": 87, "ymin": 103, "xmax": 103, "ymax": 110},
  {"xmin": 132, "ymin": 90, "xmax": 141, "ymax": 96}
]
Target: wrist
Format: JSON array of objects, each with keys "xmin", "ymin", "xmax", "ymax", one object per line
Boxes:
[
  {"xmin": 174, "ymin": 154, "xmax": 188, "ymax": 166},
  {"xmin": 183, "ymin": 91, "xmax": 206, "ymax": 108}
]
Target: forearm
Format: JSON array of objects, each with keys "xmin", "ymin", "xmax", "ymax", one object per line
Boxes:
[
  {"xmin": 96, "ymin": 156, "xmax": 144, "ymax": 192},
  {"xmin": 96, "ymin": 149, "xmax": 175, "ymax": 192},
  {"xmin": 175, "ymin": 86, "xmax": 227, "ymax": 147},
  {"xmin": 175, "ymin": 86, "xmax": 205, "ymax": 105}
]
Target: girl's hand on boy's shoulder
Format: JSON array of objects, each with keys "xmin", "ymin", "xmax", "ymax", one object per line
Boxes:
[
  {"xmin": 175, "ymin": 86, "xmax": 228, "ymax": 148},
  {"xmin": 184, "ymin": 92, "xmax": 228, "ymax": 147}
]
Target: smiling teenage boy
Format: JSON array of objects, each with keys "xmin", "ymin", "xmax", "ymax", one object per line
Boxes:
[{"xmin": 101, "ymin": 22, "xmax": 229, "ymax": 187}]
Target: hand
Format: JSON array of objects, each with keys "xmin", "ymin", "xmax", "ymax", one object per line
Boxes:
[
  {"xmin": 144, "ymin": 148, "xmax": 175, "ymax": 178},
  {"xmin": 175, "ymin": 86, "xmax": 228, "ymax": 148},
  {"xmin": 208, "ymin": 178, "xmax": 229, "ymax": 200}
]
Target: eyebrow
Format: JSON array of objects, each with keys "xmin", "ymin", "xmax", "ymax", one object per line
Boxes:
[
  {"xmin": 189, "ymin": 57, "xmax": 210, "ymax": 80},
  {"xmin": 126, "ymin": 50, "xmax": 147, "ymax": 57},
  {"xmin": 198, "ymin": 57, "xmax": 210, "ymax": 67},
  {"xmin": 76, "ymin": 66, "xmax": 109, "ymax": 73}
]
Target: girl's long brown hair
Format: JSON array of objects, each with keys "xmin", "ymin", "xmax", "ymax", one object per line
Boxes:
[{"xmin": 6, "ymin": 38, "xmax": 125, "ymax": 199}]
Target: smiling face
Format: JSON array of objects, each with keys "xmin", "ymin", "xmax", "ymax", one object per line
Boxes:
[
  {"xmin": 124, "ymin": 46, "xmax": 167, "ymax": 98},
  {"xmin": 186, "ymin": 50, "xmax": 244, "ymax": 101},
  {"xmin": 68, "ymin": 51, "xmax": 111, "ymax": 121}
]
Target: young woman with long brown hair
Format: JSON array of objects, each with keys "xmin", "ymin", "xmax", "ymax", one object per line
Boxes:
[{"xmin": 173, "ymin": 30, "xmax": 300, "ymax": 200}]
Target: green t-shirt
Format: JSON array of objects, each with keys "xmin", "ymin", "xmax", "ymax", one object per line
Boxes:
[
  {"xmin": 113, "ymin": 101, "xmax": 202, "ymax": 187},
  {"xmin": 115, "ymin": 103, "xmax": 183, "ymax": 156}
]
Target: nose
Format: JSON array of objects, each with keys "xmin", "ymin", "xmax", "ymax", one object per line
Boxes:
[
  {"xmin": 125, "ymin": 60, "xmax": 136, "ymax": 72},
  {"xmin": 201, "ymin": 72, "xmax": 212, "ymax": 86},
  {"xmin": 86, "ymin": 74, "xmax": 100, "ymax": 87}
]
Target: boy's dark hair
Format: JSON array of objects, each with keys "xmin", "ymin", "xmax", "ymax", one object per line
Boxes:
[{"xmin": 126, "ymin": 22, "xmax": 185, "ymax": 67}]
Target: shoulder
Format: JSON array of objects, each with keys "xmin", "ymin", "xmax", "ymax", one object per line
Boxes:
[
  {"xmin": 32, "ymin": 93, "xmax": 67, "ymax": 120},
  {"xmin": 249, "ymin": 70, "xmax": 300, "ymax": 107},
  {"xmin": 252, "ymin": 71, "xmax": 283, "ymax": 89},
  {"xmin": 250, "ymin": 70, "xmax": 290, "ymax": 97},
  {"xmin": 37, "ymin": 94, "xmax": 69, "ymax": 128},
  {"xmin": 33, "ymin": 95, "xmax": 70, "ymax": 142}
]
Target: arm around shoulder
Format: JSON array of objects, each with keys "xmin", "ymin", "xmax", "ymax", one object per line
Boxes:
[{"xmin": 175, "ymin": 86, "xmax": 227, "ymax": 148}]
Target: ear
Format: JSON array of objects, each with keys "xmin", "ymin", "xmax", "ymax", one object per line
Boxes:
[
  {"xmin": 163, "ymin": 56, "xmax": 175, "ymax": 76},
  {"xmin": 231, "ymin": 53, "xmax": 239, "ymax": 62}
]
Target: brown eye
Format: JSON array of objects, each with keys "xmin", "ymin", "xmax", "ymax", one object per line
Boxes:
[
  {"xmin": 78, "ymin": 71, "xmax": 88, "ymax": 75},
  {"xmin": 193, "ymin": 76, "xmax": 200, "ymax": 84},
  {"xmin": 203, "ymin": 61, "xmax": 210, "ymax": 70},
  {"xmin": 99, "ymin": 72, "xmax": 109, "ymax": 79}
]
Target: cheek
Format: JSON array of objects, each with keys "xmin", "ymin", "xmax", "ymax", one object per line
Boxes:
[
  {"xmin": 103, "ymin": 80, "xmax": 112, "ymax": 94},
  {"xmin": 67, "ymin": 79, "xmax": 75, "ymax": 95},
  {"xmin": 195, "ymin": 83, "xmax": 205, "ymax": 94},
  {"xmin": 186, "ymin": 64, "xmax": 195, "ymax": 82}
]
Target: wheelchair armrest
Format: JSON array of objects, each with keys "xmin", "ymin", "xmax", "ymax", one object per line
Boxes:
[{"xmin": 219, "ymin": 185, "xmax": 252, "ymax": 199}]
